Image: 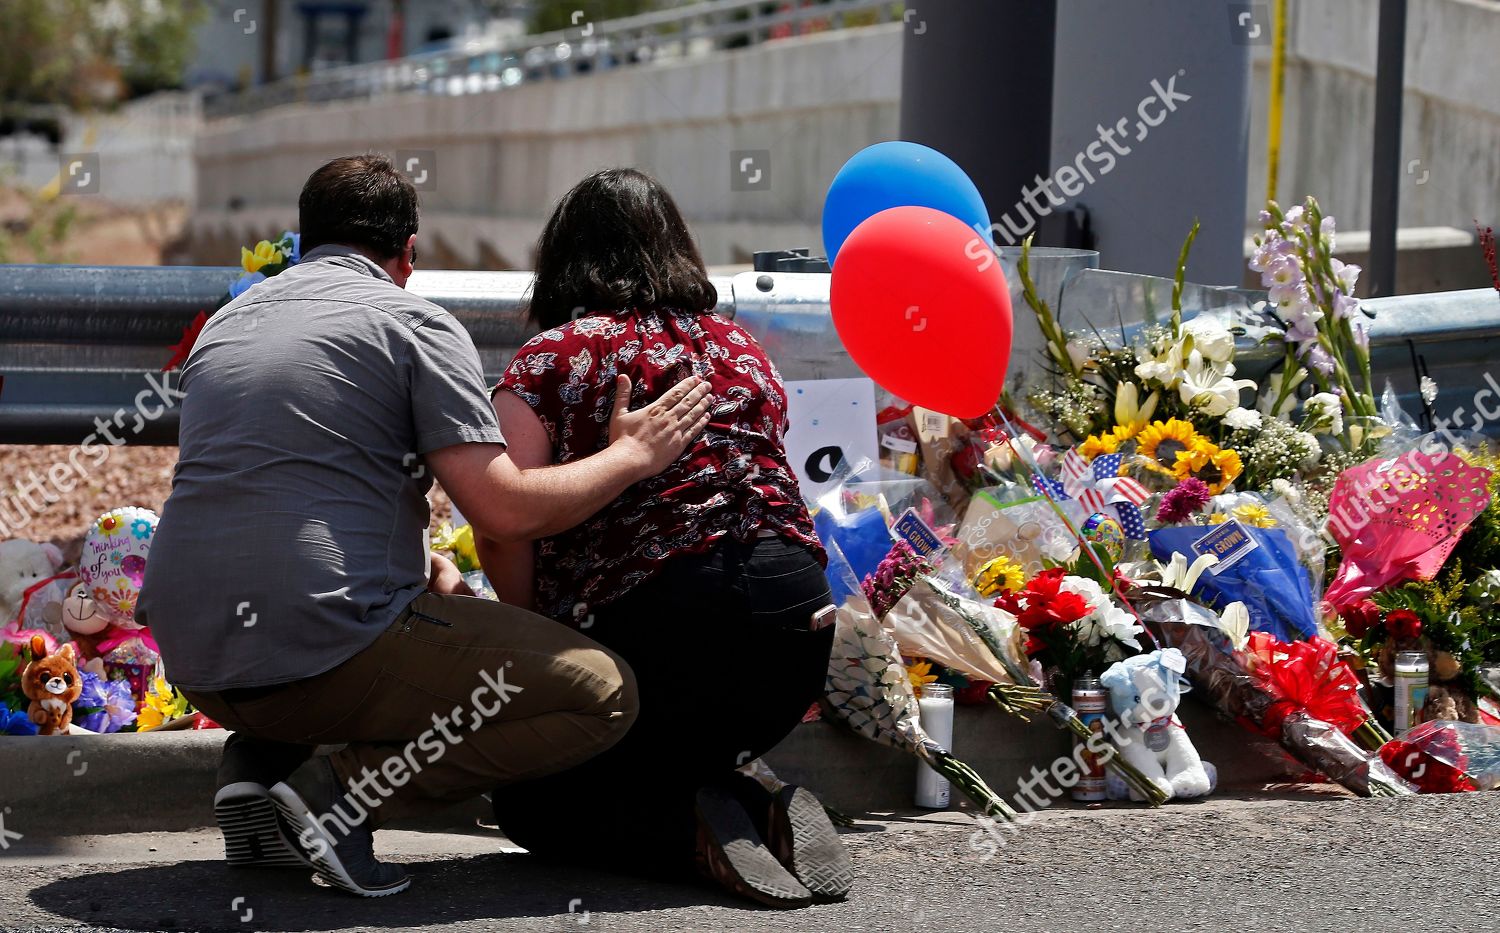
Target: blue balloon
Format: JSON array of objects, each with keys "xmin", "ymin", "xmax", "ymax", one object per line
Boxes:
[{"xmin": 822, "ymin": 141, "xmax": 993, "ymax": 264}]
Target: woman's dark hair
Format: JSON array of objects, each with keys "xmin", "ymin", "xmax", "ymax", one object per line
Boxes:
[
  {"xmin": 298, "ymin": 154, "xmax": 419, "ymax": 261},
  {"xmin": 528, "ymin": 168, "xmax": 717, "ymax": 329}
]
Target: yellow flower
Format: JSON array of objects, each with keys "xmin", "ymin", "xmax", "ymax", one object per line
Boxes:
[
  {"xmin": 906, "ymin": 658, "xmax": 939, "ymax": 697},
  {"xmin": 241, "ymin": 239, "xmax": 282, "ymax": 273},
  {"xmin": 1135, "ymin": 419, "xmax": 1205, "ymax": 477},
  {"xmin": 1207, "ymin": 512, "xmax": 1229, "ymax": 524},
  {"xmin": 974, "ymin": 556, "xmax": 1026, "ymax": 597},
  {"xmin": 1203, "ymin": 446, "xmax": 1244, "ymax": 494},
  {"xmin": 1079, "ymin": 424, "xmax": 1137, "ymax": 461},
  {"xmin": 138, "ymin": 676, "xmax": 190, "ymax": 732},
  {"xmin": 1231, "ymin": 503, "xmax": 1276, "ymax": 528},
  {"xmin": 1168, "ymin": 438, "xmax": 1242, "ymax": 494},
  {"xmin": 431, "ymin": 522, "xmax": 479, "ymax": 573}
]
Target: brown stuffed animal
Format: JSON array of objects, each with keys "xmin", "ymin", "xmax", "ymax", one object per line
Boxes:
[{"xmin": 21, "ymin": 634, "xmax": 82, "ymax": 735}]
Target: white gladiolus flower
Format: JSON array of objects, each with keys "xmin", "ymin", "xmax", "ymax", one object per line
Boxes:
[
  {"xmin": 1303, "ymin": 392, "xmax": 1344, "ymax": 436},
  {"xmin": 1134, "ymin": 340, "xmax": 1186, "ymax": 388}
]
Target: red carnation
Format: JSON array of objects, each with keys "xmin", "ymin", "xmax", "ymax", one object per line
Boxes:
[
  {"xmin": 1017, "ymin": 590, "xmax": 1092, "ymax": 631},
  {"xmin": 1386, "ymin": 609, "xmax": 1422, "ymax": 641}
]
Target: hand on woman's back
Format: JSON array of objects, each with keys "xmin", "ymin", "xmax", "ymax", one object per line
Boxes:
[{"xmin": 607, "ymin": 373, "xmax": 714, "ymax": 475}]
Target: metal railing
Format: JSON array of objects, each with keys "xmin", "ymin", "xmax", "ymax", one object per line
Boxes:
[
  {"xmin": 204, "ymin": 0, "xmax": 906, "ymax": 119},
  {"xmin": 3, "ymin": 263, "xmax": 1499, "ymax": 445},
  {"xmin": 0, "ymin": 265, "xmax": 848, "ymax": 443}
]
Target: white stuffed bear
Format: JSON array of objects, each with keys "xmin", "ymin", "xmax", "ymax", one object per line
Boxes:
[
  {"xmin": 1100, "ymin": 647, "xmax": 1215, "ymax": 801},
  {"xmin": 0, "ymin": 539, "xmax": 65, "ymax": 626}
]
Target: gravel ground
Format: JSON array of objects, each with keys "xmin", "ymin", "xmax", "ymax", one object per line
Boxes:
[
  {"xmin": 0, "ymin": 446, "xmax": 453, "ymax": 562},
  {"xmin": 2, "ymin": 792, "xmax": 1497, "ymax": 932}
]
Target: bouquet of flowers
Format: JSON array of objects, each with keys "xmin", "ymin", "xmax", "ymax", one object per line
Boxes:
[
  {"xmin": 822, "ymin": 541, "xmax": 1019, "ymax": 822},
  {"xmin": 1129, "ymin": 588, "xmax": 1411, "ymax": 797}
]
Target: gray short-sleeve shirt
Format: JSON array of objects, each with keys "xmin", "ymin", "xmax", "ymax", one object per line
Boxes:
[{"xmin": 139, "ymin": 245, "xmax": 505, "ymax": 690}]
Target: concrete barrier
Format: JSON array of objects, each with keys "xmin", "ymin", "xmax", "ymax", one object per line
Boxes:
[{"xmin": 0, "ymin": 698, "xmax": 1297, "ymax": 839}]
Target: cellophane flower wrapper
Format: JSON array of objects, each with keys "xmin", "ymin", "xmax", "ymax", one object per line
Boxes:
[
  {"xmin": 1323, "ymin": 440, "xmax": 1493, "ymax": 610},
  {"xmin": 1148, "ymin": 524, "xmax": 1319, "ymax": 641},
  {"xmin": 822, "ymin": 541, "xmax": 1018, "ymax": 820},
  {"xmin": 812, "ymin": 468, "xmax": 957, "ymax": 600},
  {"xmin": 1131, "ymin": 591, "xmax": 1413, "ymax": 796},
  {"xmin": 884, "ymin": 576, "xmax": 1023, "ymax": 687},
  {"xmin": 948, "ymin": 486, "xmax": 1082, "ymax": 582},
  {"xmin": 1389, "ymin": 720, "xmax": 1500, "ymax": 792}
]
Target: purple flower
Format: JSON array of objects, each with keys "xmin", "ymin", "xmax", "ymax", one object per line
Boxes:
[
  {"xmin": 74, "ymin": 672, "xmax": 137, "ymax": 734},
  {"xmin": 1156, "ymin": 477, "xmax": 1212, "ymax": 524}
]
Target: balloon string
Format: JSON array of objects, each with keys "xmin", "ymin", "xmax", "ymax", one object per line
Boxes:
[{"xmin": 990, "ymin": 404, "xmax": 1155, "ymax": 646}]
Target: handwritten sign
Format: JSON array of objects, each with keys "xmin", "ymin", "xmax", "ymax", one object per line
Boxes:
[{"xmin": 784, "ymin": 378, "xmax": 879, "ymax": 501}]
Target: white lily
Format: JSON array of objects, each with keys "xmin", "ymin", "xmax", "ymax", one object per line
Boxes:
[
  {"xmin": 1216, "ymin": 601, "xmax": 1251, "ymax": 650},
  {"xmin": 1178, "ymin": 352, "xmax": 1256, "ymax": 417},
  {"xmin": 1181, "ymin": 316, "xmax": 1236, "ymax": 363},
  {"xmin": 1114, "ymin": 382, "xmax": 1160, "ymax": 434},
  {"xmin": 1154, "ymin": 551, "xmax": 1219, "ymax": 593}
]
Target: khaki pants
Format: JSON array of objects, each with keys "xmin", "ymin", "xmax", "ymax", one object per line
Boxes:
[{"xmin": 185, "ymin": 591, "xmax": 637, "ymax": 824}]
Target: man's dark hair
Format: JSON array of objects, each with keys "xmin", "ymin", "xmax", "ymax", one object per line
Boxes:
[
  {"xmin": 298, "ymin": 154, "xmax": 419, "ymax": 261},
  {"xmin": 527, "ymin": 168, "xmax": 717, "ymax": 330}
]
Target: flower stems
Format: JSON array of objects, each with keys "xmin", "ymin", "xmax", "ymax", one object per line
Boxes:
[
  {"xmin": 921, "ymin": 577, "xmax": 1169, "ymax": 807},
  {"xmin": 931, "ymin": 750, "xmax": 1020, "ymax": 821}
]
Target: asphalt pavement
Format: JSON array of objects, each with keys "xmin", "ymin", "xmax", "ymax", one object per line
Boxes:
[{"xmin": 2, "ymin": 788, "xmax": 1495, "ymax": 932}]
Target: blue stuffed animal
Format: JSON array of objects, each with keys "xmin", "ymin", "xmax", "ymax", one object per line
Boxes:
[{"xmin": 1100, "ymin": 647, "xmax": 1215, "ymax": 801}]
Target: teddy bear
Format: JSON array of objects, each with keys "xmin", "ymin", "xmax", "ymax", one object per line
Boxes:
[
  {"xmin": 1100, "ymin": 647, "xmax": 1216, "ymax": 801},
  {"xmin": 21, "ymin": 635, "xmax": 83, "ymax": 735},
  {"xmin": 0, "ymin": 539, "xmax": 65, "ymax": 625}
]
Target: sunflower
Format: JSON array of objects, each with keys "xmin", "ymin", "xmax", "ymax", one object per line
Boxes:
[
  {"xmin": 906, "ymin": 657, "xmax": 939, "ymax": 697},
  {"xmin": 973, "ymin": 556, "xmax": 1026, "ymax": 597},
  {"xmin": 1079, "ymin": 424, "xmax": 1137, "ymax": 461},
  {"xmin": 1135, "ymin": 419, "xmax": 1205, "ymax": 477},
  {"xmin": 1201, "ymin": 445, "xmax": 1244, "ymax": 494}
]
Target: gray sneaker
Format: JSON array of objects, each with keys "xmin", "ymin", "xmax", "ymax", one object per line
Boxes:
[
  {"xmin": 269, "ymin": 756, "xmax": 411, "ymax": 897},
  {"xmin": 215, "ymin": 782, "xmax": 311, "ymax": 868}
]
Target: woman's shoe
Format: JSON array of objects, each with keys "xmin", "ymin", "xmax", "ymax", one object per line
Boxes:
[
  {"xmin": 764, "ymin": 784, "xmax": 855, "ymax": 902},
  {"xmin": 693, "ymin": 785, "xmax": 812, "ymax": 909}
]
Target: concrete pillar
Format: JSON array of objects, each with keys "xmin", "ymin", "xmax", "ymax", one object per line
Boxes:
[
  {"xmin": 899, "ymin": 0, "xmax": 1058, "ymax": 246},
  {"xmin": 1050, "ymin": 0, "xmax": 1252, "ymax": 284}
]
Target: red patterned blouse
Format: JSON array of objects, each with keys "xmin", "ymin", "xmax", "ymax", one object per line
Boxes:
[{"xmin": 496, "ymin": 308, "xmax": 825, "ymax": 623}]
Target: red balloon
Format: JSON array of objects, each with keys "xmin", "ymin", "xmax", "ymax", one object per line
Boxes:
[{"xmin": 830, "ymin": 206, "xmax": 1012, "ymax": 418}]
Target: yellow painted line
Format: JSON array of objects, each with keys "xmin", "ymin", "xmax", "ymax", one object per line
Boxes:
[{"xmin": 1266, "ymin": 0, "xmax": 1288, "ymax": 204}]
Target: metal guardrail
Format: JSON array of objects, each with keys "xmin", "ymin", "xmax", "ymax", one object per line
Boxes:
[
  {"xmin": 204, "ymin": 0, "xmax": 905, "ymax": 119},
  {"xmin": 2, "ymin": 263, "xmax": 1499, "ymax": 445},
  {"xmin": 0, "ymin": 265, "xmax": 851, "ymax": 444}
]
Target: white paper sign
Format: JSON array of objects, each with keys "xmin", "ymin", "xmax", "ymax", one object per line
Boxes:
[{"xmin": 784, "ymin": 378, "xmax": 879, "ymax": 501}]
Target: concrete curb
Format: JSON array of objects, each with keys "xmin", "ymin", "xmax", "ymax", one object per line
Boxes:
[{"xmin": 0, "ymin": 697, "xmax": 1297, "ymax": 839}]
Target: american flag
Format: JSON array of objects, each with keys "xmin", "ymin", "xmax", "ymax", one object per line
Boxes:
[{"xmin": 1044, "ymin": 450, "xmax": 1152, "ymax": 539}]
